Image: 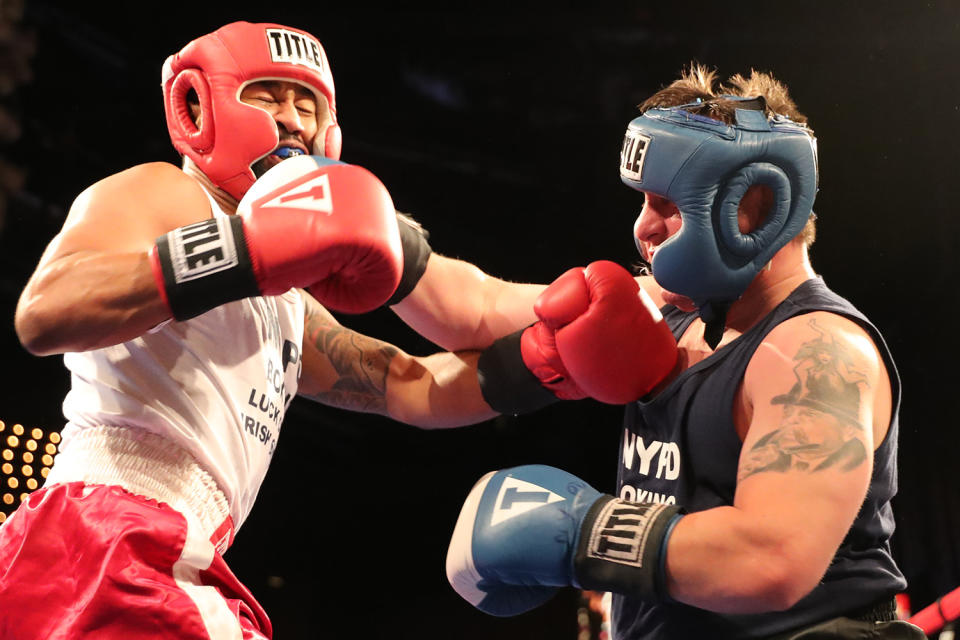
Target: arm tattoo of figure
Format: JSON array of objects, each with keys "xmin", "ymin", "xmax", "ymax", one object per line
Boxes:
[
  {"xmin": 303, "ymin": 305, "xmax": 399, "ymax": 413},
  {"xmin": 739, "ymin": 319, "xmax": 871, "ymax": 481}
]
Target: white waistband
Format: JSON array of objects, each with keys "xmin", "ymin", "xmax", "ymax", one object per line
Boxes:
[{"xmin": 45, "ymin": 426, "xmax": 231, "ymax": 541}]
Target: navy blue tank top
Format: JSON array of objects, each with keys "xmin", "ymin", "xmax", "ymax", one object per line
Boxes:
[{"xmin": 612, "ymin": 278, "xmax": 906, "ymax": 639}]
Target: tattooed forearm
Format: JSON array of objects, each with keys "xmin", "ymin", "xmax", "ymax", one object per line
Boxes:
[
  {"xmin": 739, "ymin": 319, "xmax": 870, "ymax": 482},
  {"xmin": 303, "ymin": 310, "xmax": 399, "ymax": 413}
]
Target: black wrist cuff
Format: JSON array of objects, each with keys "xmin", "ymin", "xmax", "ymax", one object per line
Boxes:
[
  {"xmin": 573, "ymin": 497, "xmax": 683, "ymax": 600},
  {"xmin": 477, "ymin": 328, "xmax": 559, "ymax": 415},
  {"xmin": 154, "ymin": 215, "xmax": 260, "ymax": 321},
  {"xmin": 386, "ymin": 213, "xmax": 432, "ymax": 306}
]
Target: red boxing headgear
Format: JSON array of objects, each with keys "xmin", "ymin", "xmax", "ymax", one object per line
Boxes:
[{"xmin": 162, "ymin": 21, "xmax": 342, "ymax": 200}]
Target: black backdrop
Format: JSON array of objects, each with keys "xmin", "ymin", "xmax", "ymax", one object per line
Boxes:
[{"xmin": 1, "ymin": 3, "xmax": 959, "ymax": 638}]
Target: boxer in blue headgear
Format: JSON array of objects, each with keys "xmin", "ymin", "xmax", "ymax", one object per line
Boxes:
[
  {"xmin": 619, "ymin": 94, "xmax": 818, "ymax": 348},
  {"xmin": 425, "ymin": 65, "xmax": 919, "ymax": 640}
]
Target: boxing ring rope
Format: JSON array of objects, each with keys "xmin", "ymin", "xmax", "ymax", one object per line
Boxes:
[{"xmin": 909, "ymin": 587, "xmax": 960, "ymax": 636}]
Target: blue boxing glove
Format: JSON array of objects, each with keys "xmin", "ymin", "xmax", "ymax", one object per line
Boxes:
[{"xmin": 445, "ymin": 465, "xmax": 683, "ymax": 617}]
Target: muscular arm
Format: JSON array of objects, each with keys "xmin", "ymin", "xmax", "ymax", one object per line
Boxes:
[
  {"xmin": 390, "ymin": 253, "xmax": 544, "ymax": 351},
  {"xmin": 297, "ymin": 294, "xmax": 497, "ymax": 428},
  {"xmin": 663, "ymin": 313, "xmax": 890, "ymax": 613},
  {"xmin": 14, "ymin": 163, "xmax": 212, "ymax": 355}
]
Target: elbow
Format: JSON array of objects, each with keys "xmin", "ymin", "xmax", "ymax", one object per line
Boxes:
[
  {"xmin": 385, "ymin": 399, "xmax": 449, "ymax": 430},
  {"xmin": 755, "ymin": 577, "xmax": 814, "ymax": 613},
  {"xmin": 15, "ymin": 296, "xmax": 68, "ymax": 356},
  {"xmin": 744, "ymin": 554, "xmax": 825, "ymax": 612},
  {"xmin": 384, "ymin": 394, "xmax": 477, "ymax": 431}
]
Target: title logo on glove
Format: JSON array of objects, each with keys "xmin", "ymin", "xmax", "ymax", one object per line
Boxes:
[
  {"xmin": 254, "ymin": 171, "xmax": 334, "ymax": 215},
  {"xmin": 490, "ymin": 477, "xmax": 564, "ymax": 527}
]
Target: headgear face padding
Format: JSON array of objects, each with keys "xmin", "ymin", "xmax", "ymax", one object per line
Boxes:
[
  {"xmin": 619, "ymin": 101, "xmax": 818, "ymax": 334},
  {"xmin": 162, "ymin": 21, "xmax": 341, "ymax": 201}
]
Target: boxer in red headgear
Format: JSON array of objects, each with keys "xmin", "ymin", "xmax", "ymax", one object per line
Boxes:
[
  {"xmin": 162, "ymin": 22, "xmax": 343, "ymax": 200},
  {"xmin": 6, "ymin": 21, "xmax": 503, "ymax": 639}
]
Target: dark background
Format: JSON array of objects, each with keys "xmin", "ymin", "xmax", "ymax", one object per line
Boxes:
[{"xmin": 1, "ymin": 2, "xmax": 958, "ymax": 638}]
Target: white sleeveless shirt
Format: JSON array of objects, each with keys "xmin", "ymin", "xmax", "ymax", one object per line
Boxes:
[{"xmin": 49, "ymin": 191, "xmax": 305, "ymax": 532}]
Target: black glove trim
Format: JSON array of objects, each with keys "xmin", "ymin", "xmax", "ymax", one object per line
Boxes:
[
  {"xmin": 477, "ymin": 328, "xmax": 559, "ymax": 416},
  {"xmin": 573, "ymin": 497, "xmax": 683, "ymax": 600},
  {"xmin": 386, "ymin": 213, "xmax": 432, "ymax": 306},
  {"xmin": 154, "ymin": 215, "xmax": 260, "ymax": 321}
]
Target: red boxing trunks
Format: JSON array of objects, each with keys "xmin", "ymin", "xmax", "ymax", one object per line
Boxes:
[{"xmin": 0, "ymin": 482, "xmax": 271, "ymax": 639}]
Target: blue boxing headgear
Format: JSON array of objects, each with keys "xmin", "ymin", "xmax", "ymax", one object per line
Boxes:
[{"xmin": 619, "ymin": 98, "xmax": 818, "ymax": 346}]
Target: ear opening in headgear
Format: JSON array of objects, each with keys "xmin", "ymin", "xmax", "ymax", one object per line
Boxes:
[
  {"xmin": 168, "ymin": 69, "xmax": 214, "ymax": 153},
  {"xmin": 715, "ymin": 162, "xmax": 792, "ymax": 262}
]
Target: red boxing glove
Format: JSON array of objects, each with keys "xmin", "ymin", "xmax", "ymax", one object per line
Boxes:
[
  {"xmin": 477, "ymin": 261, "xmax": 677, "ymax": 416},
  {"xmin": 533, "ymin": 260, "xmax": 678, "ymax": 404},
  {"xmin": 519, "ymin": 321, "xmax": 586, "ymax": 401},
  {"xmin": 151, "ymin": 156, "xmax": 402, "ymax": 320},
  {"xmin": 239, "ymin": 156, "xmax": 402, "ymax": 313}
]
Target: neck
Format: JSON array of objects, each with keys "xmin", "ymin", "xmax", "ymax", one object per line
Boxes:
[
  {"xmin": 182, "ymin": 159, "xmax": 241, "ymax": 214},
  {"xmin": 723, "ymin": 240, "xmax": 816, "ymax": 332}
]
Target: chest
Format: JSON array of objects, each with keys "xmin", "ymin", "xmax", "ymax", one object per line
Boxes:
[
  {"xmin": 673, "ymin": 324, "xmax": 751, "ymax": 442},
  {"xmin": 621, "ymin": 355, "xmax": 748, "ymax": 502}
]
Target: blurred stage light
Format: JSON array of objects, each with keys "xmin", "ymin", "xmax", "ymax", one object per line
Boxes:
[{"xmin": 0, "ymin": 420, "xmax": 60, "ymax": 523}]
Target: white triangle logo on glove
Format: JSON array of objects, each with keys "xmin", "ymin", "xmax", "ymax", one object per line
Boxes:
[
  {"xmin": 259, "ymin": 173, "xmax": 334, "ymax": 215},
  {"xmin": 490, "ymin": 477, "xmax": 565, "ymax": 527}
]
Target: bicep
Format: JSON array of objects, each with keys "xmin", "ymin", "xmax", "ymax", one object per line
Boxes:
[
  {"xmin": 23, "ymin": 162, "xmax": 211, "ymax": 298},
  {"xmin": 735, "ymin": 313, "xmax": 883, "ymax": 560},
  {"xmin": 47, "ymin": 162, "xmax": 211, "ymax": 257},
  {"xmin": 391, "ymin": 252, "xmax": 544, "ymax": 350},
  {"xmin": 15, "ymin": 164, "xmax": 213, "ymax": 354}
]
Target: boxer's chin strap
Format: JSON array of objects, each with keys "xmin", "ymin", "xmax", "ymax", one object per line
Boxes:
[{"xmin": 699, "ymin": 301, "xmax": 731, "ymax": 350}]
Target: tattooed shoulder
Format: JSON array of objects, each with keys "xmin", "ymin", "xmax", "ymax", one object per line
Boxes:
[{"xmin": 739, "ymin": 316, "xmax": 874, "ymax": 482}]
